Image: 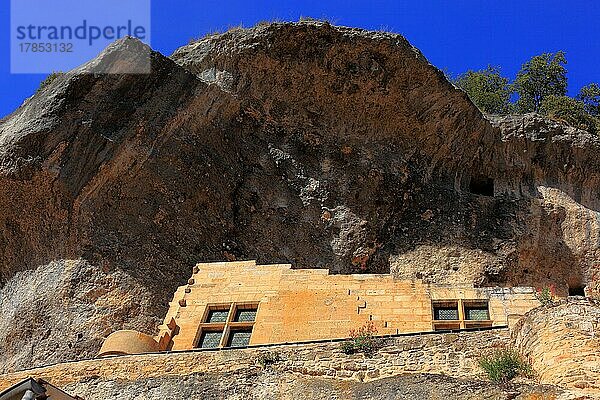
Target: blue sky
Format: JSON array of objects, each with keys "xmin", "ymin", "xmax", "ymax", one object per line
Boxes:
[{"xmin": 1, "ymin": 0, "xmax": 599, "ymax": 118}]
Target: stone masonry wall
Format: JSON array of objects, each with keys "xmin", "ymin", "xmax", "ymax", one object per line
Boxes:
[
  {"xmin": 157, "ymin": 261, "xmax": 539, "ymax": 351},
  {"xmin": 512, "ymin": 298, "xmax": 600, "ymax": 397},
  {"xmin": 0, "ymin": 329, "xmax": 510, "ymax": 392}
]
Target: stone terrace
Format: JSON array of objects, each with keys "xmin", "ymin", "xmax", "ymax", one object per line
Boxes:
[{"xmin": 1, "ymin": 329, "xmax": 509, "ymax": 390}]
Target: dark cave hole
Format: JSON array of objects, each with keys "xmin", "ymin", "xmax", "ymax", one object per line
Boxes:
[
  {"xmin": 469, "ymin": 176, "xmax": 494, "ymax": 197},
  {"xmin": 568, "ymin": 285, "xmax": 586, "ymax": 297}
]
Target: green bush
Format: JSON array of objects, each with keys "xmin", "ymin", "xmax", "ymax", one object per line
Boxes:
[
  {"xmin": 478, "ymin": 348, "xmax": 533, "ymax": 383},
  {"xmin": 454, "ymin": 66, "xmax": 513, "ymax": 114},
  {"xmin": 540, "ymin": 95, "xmax": 599, "ymax": 134},
  {"xmin": 340, "ymin": 321, "xmax": 378, "ymax": 356},
  {"xmin": 340, "ymin": 340, "xmax": 356, "ymax": 354},
  {"xmin": 255, "ymin": 351, "xmax": 281, "ymax": 368},
  {"xmin": 36, "ymin": 71, "xmax": 63, "ymax": 94},
  {"xmin": 535, "ymin": 286, "xmax": 555, "ymax": 306}
]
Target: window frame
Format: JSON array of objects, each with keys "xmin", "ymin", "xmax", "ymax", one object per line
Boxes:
[
  {"xmin": 463, "ymin": 300, "xmax": 490, "ymax": 321},
  {"xmin": 233, "ymin": 304, "xmax": 258, "ymax": 323},
  {"xmin": 226, "ymin": 327, "xmax": 254, "ymax": 348},
  {"xmin": 432, "ymin": 299, "xmax": 492, "ymax": 331},
  {"xmin": 432, "ymin": 300, "xmax": 460, "ymax": 321},
  {"xmin": 197, "ymin": 328, "xmax": 226, "ymax": 349},
  {"xmin": 195, "ymin": 302, "xmax": 259, "ymax": 349},
  {"xmin": 204, "ymin": 304, "xmax": 233, "ymax": 324}
]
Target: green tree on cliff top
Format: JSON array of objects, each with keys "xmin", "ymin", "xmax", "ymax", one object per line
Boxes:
[
  {"xmin": 577, "ymin": 83, "xmax": 600, "ymax": 117},
  {"xmin": 454, "ymin": 66, "xmax": 513, "ymax": 114},
  {"xmin": 514, "ymin": 51, "xmax": 567, "ymax": 113}
]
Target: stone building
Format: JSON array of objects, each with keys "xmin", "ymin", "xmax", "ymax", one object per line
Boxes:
[{"xmin": 99, "ymin": 260, "xmax": 541, "ymax": 355}]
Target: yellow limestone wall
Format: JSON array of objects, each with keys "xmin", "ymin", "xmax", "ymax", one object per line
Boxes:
[{"xmin": 156, "ymin": 261, "xmax": 540, "ymax": 350}]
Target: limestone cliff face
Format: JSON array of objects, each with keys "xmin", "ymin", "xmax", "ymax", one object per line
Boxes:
[
  {"xmin": 485, "ymin": 115, "xmax": 600, "ymax": 293},
  {"xmin": 0, "ymin": 21, "xmax": 599, "ymax": 372},
  {"xmin": 0, "ymin": 260, "xmax": 156, "ymax": 372}
]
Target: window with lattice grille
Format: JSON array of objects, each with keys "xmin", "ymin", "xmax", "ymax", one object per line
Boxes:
[
  {"xmin": 432, "ymin": 300, "xmax": 492, "ymax": 331},
  {"xmin": 198, "ymin": 331, "xmax": 223, "ymax": 349},
  {"xmin": 234, "ymin": 308, "xmax": 257, "ymax": 322},
  {"xmin": 464, "ymin": 305, "xmax": 489, "ymax": 320},
  {"xmin": 206, "ymin": 310, "xmax": 229, "ymax": 323},
  {"xmin": 434, "ymin": 307, "xmax": 459, "ymax": 320},
  {"xmin": 227, "ymin": 329, "xmax": 253, "ymax": 347},
  {"xmin": 195, "ymin": 303, "xmax": 258, "ymax": 349},
  {"xmin": 433, "ymin": 301, "xmax": 459, "ymax": 320}
]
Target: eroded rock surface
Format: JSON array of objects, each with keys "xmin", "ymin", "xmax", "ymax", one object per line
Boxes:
[
  {"xmin": 63, "ymin": 371, "xmax": 563, "ymax": 400},
  {"xmin": 0, "ymin": 260, "xmax": 157, "ymax": 373},
  {"xmin": 0, "ymin": 21, "xmax": 599, "ymax": 373}
]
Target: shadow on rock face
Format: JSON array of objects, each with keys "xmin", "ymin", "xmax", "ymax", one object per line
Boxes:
[{"xmin": 1, "ymin": 23, "xmax": 600, "ymax": 372}]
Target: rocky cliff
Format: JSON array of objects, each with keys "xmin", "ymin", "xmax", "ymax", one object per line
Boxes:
[{"xmin": 1, "ymin": 21, "xmax": 599, "ymax": 374}]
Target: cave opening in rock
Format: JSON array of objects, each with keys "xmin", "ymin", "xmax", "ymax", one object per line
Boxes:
[
  {"xmin": 469, "ymin": 176, "xmax": 494, "ymax": 197},
  {"xmin": 568, "ymin": 285, "xmax": 586, "ymax": 297}
]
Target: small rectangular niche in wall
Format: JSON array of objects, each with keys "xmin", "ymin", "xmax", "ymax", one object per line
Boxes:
[
  {"xmin": 469, "ymin": 176, "xmax": 494, "ymax": 197},
  {"xmin": 568, "ymin": 285, "xmax": 586, "ymax": 297}
]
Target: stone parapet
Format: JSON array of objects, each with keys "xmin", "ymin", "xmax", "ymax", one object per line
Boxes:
[{"xmin": 1, "ymin": 329, "xmax": 509, "ymax": 391}]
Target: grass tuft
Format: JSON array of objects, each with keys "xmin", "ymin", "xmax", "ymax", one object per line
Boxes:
[{"xmin": 478, "ymin": 347, "xmax": 534, "ymax": 383}]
